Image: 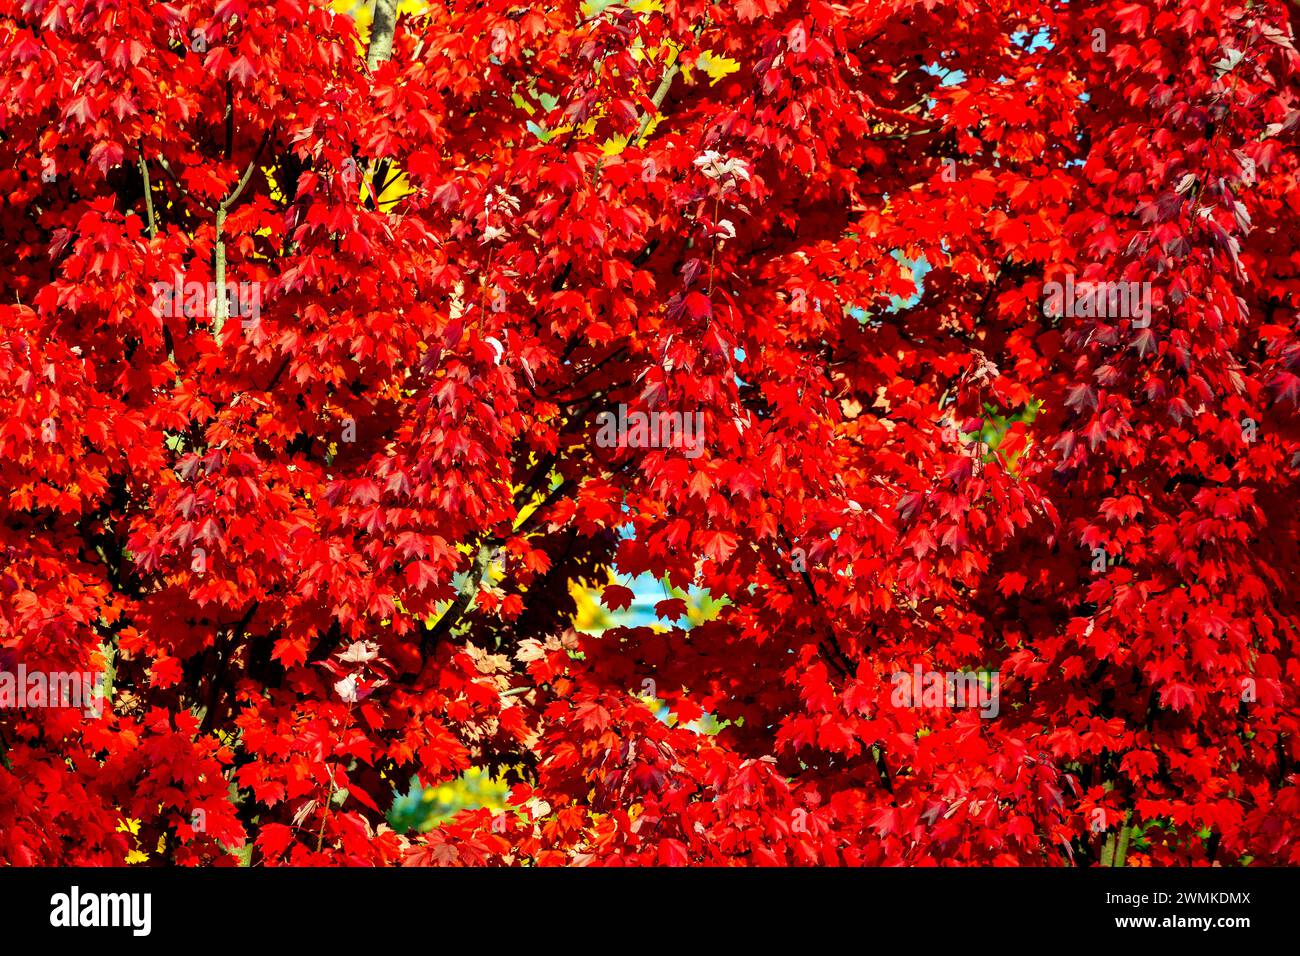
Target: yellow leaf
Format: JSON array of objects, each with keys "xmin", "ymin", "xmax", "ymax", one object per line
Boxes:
[
  {"xmin": 512, "ymin": 92, "xmax": 536, "ymax": 117},
  {"xmin": 698, "ymin": 51, "xmax": 740, "ymax": 86},
  {"xmin": 601, "ymin": 134, "xmax": 630, "ymax": 157},
  {"xmin": 260, "ymin": 163, "xmax": 284, "ymax": 205}
]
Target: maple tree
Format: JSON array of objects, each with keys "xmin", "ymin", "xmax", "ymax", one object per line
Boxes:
[{"xmin": 1, "ymin": 0, "xmax": 1299, "ymax": 867}]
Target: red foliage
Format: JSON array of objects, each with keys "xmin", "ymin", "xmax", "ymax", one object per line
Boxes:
[{"xmin": 1, "ymin": 0, "xmax": 1299, "ymax": 866}]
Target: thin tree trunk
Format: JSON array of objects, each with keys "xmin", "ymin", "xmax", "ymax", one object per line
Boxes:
[
  {"xmin": 209, "ymin": 131, "xmax": 267, "ymax": 337},
  {"xmin": 367, "ymin": 0, "xmax": 399, "ymax": 70},
  {"xmin": 213, "ymin": 206, "xmax": 228, "ymax": 334}
]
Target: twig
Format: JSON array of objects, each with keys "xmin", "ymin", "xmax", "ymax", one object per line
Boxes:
[{"xmin": 138, "ymin": 145, "xmax": 157, "ymax": 240}]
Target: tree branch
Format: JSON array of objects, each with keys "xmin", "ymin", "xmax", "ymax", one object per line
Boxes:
[{"xmin": 138, "ymin": 146, "xmax": 157, "ymax": 240}]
